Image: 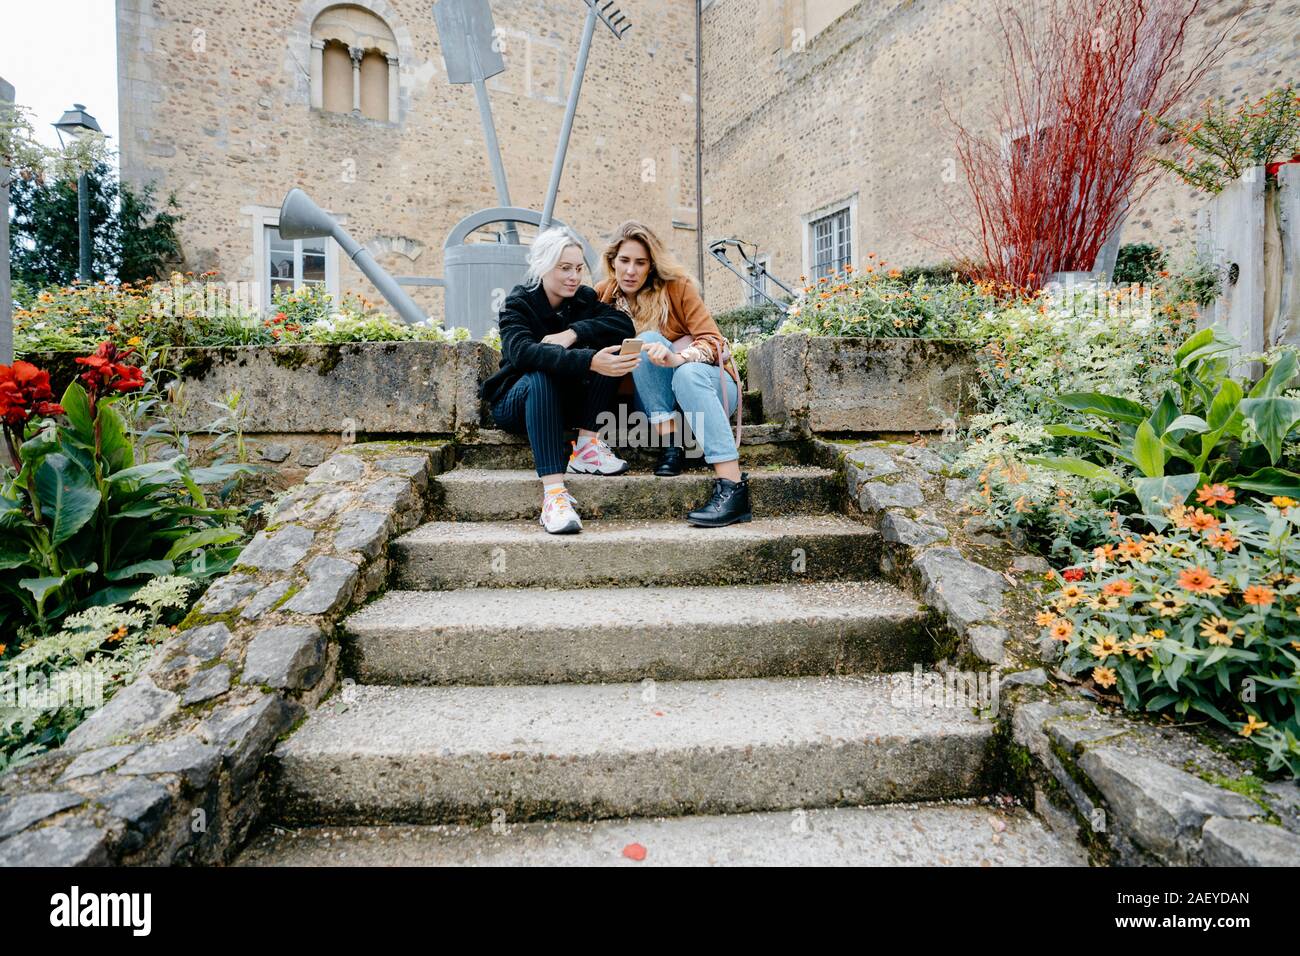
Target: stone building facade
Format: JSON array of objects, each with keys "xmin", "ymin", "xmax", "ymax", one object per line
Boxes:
[
  {"xmin": 117, "ymin": 0, "xmax": 1297, "ymax": 318},
  {"xmin": 116, "ymin": 0, "xmax": 700, "ymax": 320},
  {"xmin": 699, "ymin": 0, "xmax": 1299, "ymax": 311}
]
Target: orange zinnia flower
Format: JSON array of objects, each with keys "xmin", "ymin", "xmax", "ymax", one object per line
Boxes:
[
  {"xmin": 1195, "ymin": 484, "xmax": 1235, "ymax": 507},
  {"xmin": 1207, "ymin": 530, "xmax": 1239, "ymax": 552},
  {"xmin": 1035, "ymin": 610, "xmax": 1057, "ymax": 627},
  {"xmin": 1242, "ymin": 585, "xmax": 1275, "ymax": 607},
  {"xmin": 1092, "ymin": 666, "xmax": 1117, "ymax": 689},
  {"xmin": 1050, "ymin": 619, "xmax": 1074, "ymax": 641},
  {"xmin": 1178, "ymin": 567, "xmax": 1227, "ymax": 595},
  {"xmin": 1101, "ymin": 579, "xmax": 1133, "ymax": 597},
  {"xmin": 1185, "ymin": 509, "xmax": 1220, "ymax": 533}
]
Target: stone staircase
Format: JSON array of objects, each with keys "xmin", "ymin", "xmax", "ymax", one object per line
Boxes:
[{"xmin": 236, "ymin": 436, "xmax": 1083, "ymax": 866}]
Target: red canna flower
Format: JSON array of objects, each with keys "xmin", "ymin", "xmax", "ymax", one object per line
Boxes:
[
  {"xmin": 74, "ymin": 342, "xmax": 145, "ymax": 400},
  {"xmin": 0, "ymin": 361, "xmax": 64, "ymax": 426}
]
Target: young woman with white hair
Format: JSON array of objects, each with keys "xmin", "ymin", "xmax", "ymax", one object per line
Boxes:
[{"xmin": 479, "ymin": 226, "xmax": 639, "ymax": 534}]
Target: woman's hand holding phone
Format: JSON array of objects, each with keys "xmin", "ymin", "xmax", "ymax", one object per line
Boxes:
[{"xmin": 590, "ymin": 344, "xmax": 641, "ymax": 377}]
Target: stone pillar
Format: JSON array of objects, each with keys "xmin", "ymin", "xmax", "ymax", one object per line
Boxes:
[
  {"xmin": 386, "ymin": 54, "xmax": 399, "ymax": 124},
  {"xmin": 1, "ymin": 76, "xmax": 14, "ymax": 367},
  {"xmin": 1276, "ymin": 164, "xmax": 1300, "ymax": 348},
  {"xmin": 310, "ymin": 40, "xmax": 325, "ymax": 109},
  {"xmin": 1196, "ymin": 166, "xmax": 1266, "ymax": 371},
  {"xmin": 349, "ymin": 45, "xmax": 363, "ymax": 116}
]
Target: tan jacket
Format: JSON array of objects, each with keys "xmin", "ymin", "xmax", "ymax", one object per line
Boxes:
[{"xmin": 594, "ymin": 276, "xmax": 740, "ymax": 387}]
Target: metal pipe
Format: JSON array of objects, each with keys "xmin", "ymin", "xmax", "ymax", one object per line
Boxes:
[
  {"xmin": 539, "ymin": 5, "xmax": 598, "ymax": 232},
  {"xmin": 77, "ymin": 171, "xmax": 92, "ymax": 281},
  {"xmin": 467, "ymin": 37, "xmax": 519, "ymax": 244}
]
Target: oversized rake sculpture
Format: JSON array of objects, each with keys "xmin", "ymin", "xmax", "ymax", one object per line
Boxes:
[{"xmin": 278, "ymin": 0, "xmax": 632, "ymax": 337}]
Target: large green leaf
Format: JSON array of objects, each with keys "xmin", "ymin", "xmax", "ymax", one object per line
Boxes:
[
  {"xmin": 1025, "ymin": 456, "xmax": 1125, "ymax": 486},
  {"xmin": 34, "ymin": 454, "xmax": 101, "ymax": 547},
  {"xmin": 1249, "ymin": 349, "xmax": 1298, "ymax": 399},
  {"xmin": 1133, "ymin": 473, "xmax": 1202, "ymax": 522},
  {"xmin": 59, "ymin": 382, "xmax": 94, "ymax": 440},
  {"xmin": 163, "ymin": 527, "xmax": 244, "ymax": 561},
  {"xmin": 105, "ymin": 459, "xmax": 182, "ymax": 490},
  {"xmin": 95, "ymin": 402, "xmax": 136, "ymax": 474},
  {"xmin": 1148, "ymin": 391, "xmax": 1180, "ymax": 436},
  {"xmin": 105, "ymin": 558, "xmax": 175, "ymax": 581},
  {"xmin": 1228, "ymin": 467, "xmax": 1300, "ymax": 499},
  {"xmin": 1175, "ymin": 327, "xmax": 1238, "ymax": 369},
  {"xmin": 1055, "ymin": 393, "xmax": 1148, "ymax": 425},
  {"xmin": 19, "ymin": 575, "xmax": 65, "ymax": 606},
  {"xmin": 1165, "ymin": 415, "xmax": 1209, "ymax": 435},
  {"xmin": 1240, "ymin": 396, "xmax": 1300, "ymax": 464},
  {"xmin": 1133, "ymin": 420, "xmax": 1165, "ymax": 478},
  {"xmin": 0, "ymin": 546, "xmax": 33, "ymax": 571},
  {"xmin": 1043, "ymin": 424, "xmax": 1116, "ymax": 444}
]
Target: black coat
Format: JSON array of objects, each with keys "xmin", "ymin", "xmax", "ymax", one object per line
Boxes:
[{"xmin": 479, "ymin": 282, "xmax": 635, "ymax": 405}]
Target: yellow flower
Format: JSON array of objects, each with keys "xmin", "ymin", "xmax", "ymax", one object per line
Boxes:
[
  {"xmin": 1035, "ymin": 610, "xmax": 1057, "ymax": 627},
  {"xmin": 1148, "ymin": 592, "xmax": 1186, "ymax": 617},
  {"xmin": 1058, "ymin": 584, "xmax": 1086, "ymax": 607},
  {"xmin": 1199, "ymin": 615, "xmax": 1240, "ymax": 646},
  {"xmin": 1149, "ymin": 628, "xmax": 1166, "ymax": 639},
  {"xmin": 1089, "ymin": 593, "xmax": 1122, "ymax": 611},
  {"xmin": 1124, "ymin": 639, "xmax": 1153, "ymax": 660},
  {"xmin": 1050, "ymin": 619, "xmax": 1074, "ymax": 642},
  {"xmin": 1239, "ymin": 714, "xmax": 1268, "ymax": 737},
  {"xmin": 1092, "ymin": 666, "xmax": 1118, "ymax": 689},
  {"xmin": 1088, "ymin": 634, "xmax": 1122, "ymax": 658}
]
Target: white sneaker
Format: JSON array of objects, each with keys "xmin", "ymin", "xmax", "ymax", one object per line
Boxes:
[
  {"xmin": 567, "ymin": 436, "xmax": 629, "ymax": 475},
  {"xmin": 540, "ymin": 488, "xmax": 583, "ymax": 534}
]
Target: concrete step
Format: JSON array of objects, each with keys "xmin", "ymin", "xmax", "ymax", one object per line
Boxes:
[
  {"xmin": 389, "ymin": 515, "xmax": 881, "ymax": 590},
  {"xmin": 237, "ymin": 802, "xmax": 1085, "ymax": 866},
  {"xmin": 343, "ymin": 581, "xmax": 934, "ymax": 685},
  {"xmin": 269, "ymin": 674, "xmax": 998, "ymax": 826},
  {"xmin": 456, "ymin": 424, "xmax": 807, "ymax": 470},
  {"xmin": 429, "ymin": 466, "xmax": 839, "ymax": 520}
]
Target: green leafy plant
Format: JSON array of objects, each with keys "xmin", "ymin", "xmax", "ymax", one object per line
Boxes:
[
  {"xmin": 0, "ymin": 348, "xmax": 254, "ymax": 636},
  {"xmin": 1152, "ymin": 86, "xmax": 1300, "ymax": 193},
  {"xmin": 1031, "ymin": 328, "xmax": 1300, "ymax": 519},
  {"xmin": 1041, "ymin": 497, "xmax": 1300, "ymax": 777},
  {"xmin": 1111, "ymin": 243, "xmax": 1168, "ymax": 285}
]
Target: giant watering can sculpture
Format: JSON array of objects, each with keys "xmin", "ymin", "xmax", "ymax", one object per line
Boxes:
[{"xmin": 279, "ymin": 0, "xmax": 631, "ymax": 338}]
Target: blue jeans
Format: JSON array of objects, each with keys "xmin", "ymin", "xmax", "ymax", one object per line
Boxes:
[{"xmin": 631, "ymin": 330, "xmax": 739, "ymax": 464}]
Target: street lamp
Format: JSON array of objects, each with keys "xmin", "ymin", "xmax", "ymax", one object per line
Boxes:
[{"xmin": 52, "ymin": 103, "xmax": 102, "ymax": 283}]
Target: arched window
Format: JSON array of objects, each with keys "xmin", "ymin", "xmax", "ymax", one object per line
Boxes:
[{"xmin": 310, "ymin": 4, "xmax": 398, "ymax": 123}]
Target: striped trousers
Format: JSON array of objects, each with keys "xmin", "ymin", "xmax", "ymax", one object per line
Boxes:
[{"xmin": 490, "ymin": 369, "xmax": 623, "ymax": 477}]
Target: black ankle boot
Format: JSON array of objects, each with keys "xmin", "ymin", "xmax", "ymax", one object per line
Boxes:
[
  {"xmin": 654, "ymin": 440, "xmax": 686, "ymax": 477},
  {"xmin": 686, "ymin": 473, "xmax": 752, "ymax": 527}
]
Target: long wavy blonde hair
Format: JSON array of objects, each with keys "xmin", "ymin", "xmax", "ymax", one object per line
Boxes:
[{"xmin": 601, "ymin": 221, "xmax": 695, "ymax": 335}]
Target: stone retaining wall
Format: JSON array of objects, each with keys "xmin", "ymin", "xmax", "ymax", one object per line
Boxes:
[
  {"xmin": 0, "ymin": 441, "xmax": 452, "ymax": 865},
  {"xmin": 749, "ymin": 337, "xmax": 976, "ymax": 433}
]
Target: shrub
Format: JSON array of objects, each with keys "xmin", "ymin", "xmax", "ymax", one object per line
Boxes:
[
  {"xmin": 0, "ymin": 577, "xmax": 195, "ymax": 772},
  {"xmin": 1153, "ymin": 86, "xmax": 1300, "ymax": 194},
  {"xmin": 1111, "ymin": 243, "xmax": 1168, "ymax": 285},
  {"xmin": 1041, "ymin": 497, "xmax": 1300, "ymax": 777},
  {"xmin": 1032, "ymin": 329, "xmax": 1300, "ymax": 515},
  {"xmin": 780, "ymin": 260, "xmax": 998, "ymax": 338}
]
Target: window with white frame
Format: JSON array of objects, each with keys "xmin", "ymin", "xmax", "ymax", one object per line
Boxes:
[
  {"xmin": 266, "ymin": 226, "xmax": 329, "ymax": 300},
  {"xmin": 244, "ymin": 204, "xmax": 340, "ymax": 312},
  {"xmin": 746, "ymin": 255, "xmax": 770, "ymax": 306},
  {"xmin": 810, "ymin": 207, "xmax": 852, "ymax": 279}
]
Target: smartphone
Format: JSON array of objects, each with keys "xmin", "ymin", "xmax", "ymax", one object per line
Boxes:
[{"xmin": 620, "ymin": 338, "xmax": 644, "ymax": 356}]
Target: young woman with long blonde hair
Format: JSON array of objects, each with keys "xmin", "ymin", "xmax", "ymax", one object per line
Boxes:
[{"xmin": 593, "ymin": 221, "xmax": 750, "ymax": 527}]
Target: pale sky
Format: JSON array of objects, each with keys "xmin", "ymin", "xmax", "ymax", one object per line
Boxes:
[{"xmin": 0, "ymin": 0, "xmax": 119, "ymax": 160}]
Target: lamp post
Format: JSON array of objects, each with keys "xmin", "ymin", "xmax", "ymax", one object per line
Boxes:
[{"xmin": 52, "ymin": 103, "xmax": 102, "ymax": 283}]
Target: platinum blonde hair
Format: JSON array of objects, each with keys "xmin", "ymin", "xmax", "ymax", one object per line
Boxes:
[{"xmin": 524, "ymin": 226, "xmax": 586, "ymax": 290}]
